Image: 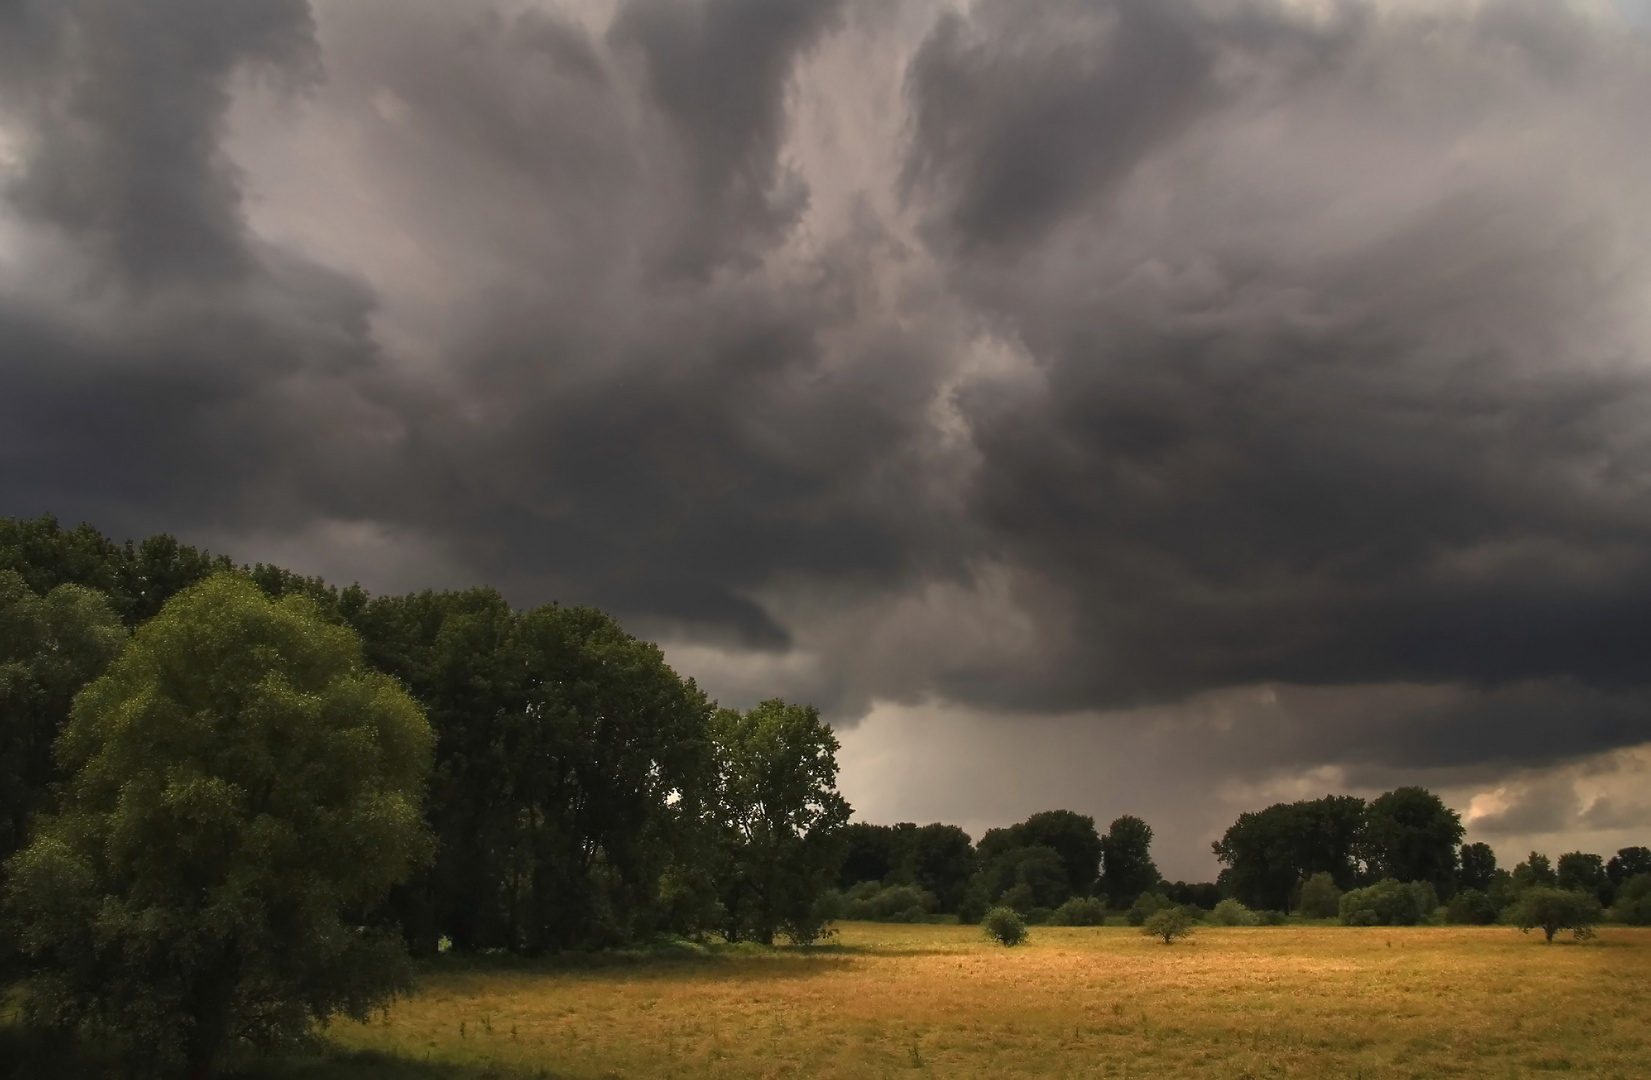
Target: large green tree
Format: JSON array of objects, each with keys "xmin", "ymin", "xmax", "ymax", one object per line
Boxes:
[
  {"xmin": 3, "ymin": 575, "xmax": 432, "ymax": 1079},
  {"xmin": 0, "ymin": 571, "xmax": 125, "ymax": 866},
  {"xmin": 1213, "ymin": 795, "xmax": 1366, "ymax": 911},
  {"xmin": 1458, "ymin": 842, "xmax": 1498, "ymax": 892},
  {"xmin": 1360, "ymin": 788, "xmax": 1464, "ymax": 896},
  {"xmin": 711, "ymin": 700, "xmax": 850, "ymax": 944},
  {"xmin": 1099, "ymin": 815, "xmax": 1160, "ymax": 907}
]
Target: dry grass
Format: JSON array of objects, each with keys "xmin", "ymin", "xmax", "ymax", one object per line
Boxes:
[{"xmin": 318, "ymin": 923, "xmax": 1651, "ymax": 1079}]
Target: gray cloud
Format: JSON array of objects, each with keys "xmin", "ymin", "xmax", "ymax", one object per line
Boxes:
[{"xmin": 4, "ymin": 0, "xmax": 1651, "ymax": 850}]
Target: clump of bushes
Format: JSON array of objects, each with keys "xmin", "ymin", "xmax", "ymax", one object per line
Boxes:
[
  {"xmin": 982, "ymin": 906, "xmax": 1029, "ymax": 946},
  {"xmin": 837, "ymin": 882, "xmax": 936, "ymax": 923},
  {"xmin": 1127, "ymin": 893, "xmax": 1172, "ymax": 926},
  {"xmin": 1210, "ymin": 898, "xmax": 1256, "ymax": 926},
  {"xmin": 1610, "ymin": 873, "xmax": 1651, "ymax": 925},
  {"xmin": 1141, "ymin": 907, "xmax": 1195, "ymax": 944},
  {"xmin": 1296, "ymin": 872, "xmax": 1343, "ymax": 919},
  {"xmin": 1338, "ymin": 879, "xmax": 1437, "ymax": 926},
  {"xmin": 1050, "ymin": 896, "xmax": 1108, "ymax": 926},
  {"xmin": 1445, "ymin": 888, "xmax": 1498, "ymax": 925}
]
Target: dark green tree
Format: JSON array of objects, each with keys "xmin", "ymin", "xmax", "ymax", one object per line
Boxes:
[
  {"xmin": 1513, "ymin": 886, "xmax": 1601, "ymax": 943},
  {"xmin": 1556, "ymin": 852, "xmax": 1610, "ymax": 905},
  {"xmin": 711, "ymin": 700, "xmax": 851, "ymax": 944},
  {"xmin": 0, "ymin": 572, "xmax": 125, "ymax": 866},
  {"xmin": 1360, "ymin": 787, "xmax": 1464, "ymax": 896},
  {"xmin": 1458, "ymin": 842, "xmax": 1497, "ymax": 892},
  {"xmin": 1512, "ymin": 852, "xmax": 1557, "ymax": 891},
  {"xmin": 838, "ymin": 822, "xmax": 899, "ymax": 888},
  {"xmin": 907, "ymin": 823, "xmax": 976, "ymax": 913},
  {"xmin": 1212, "ymin": 795, "xmax": 1365, "ymax": 911},
  {"xmin": 1099, "ymin": 815, "xmax": 1160, "ymax": 907},
  {"xmin": 3, "ymin": 575, "xmax": 433, "ymax": 1079},
  {"xmin": 1606, "ymin": 846, "xmax": 1651, "ymax": 886}
]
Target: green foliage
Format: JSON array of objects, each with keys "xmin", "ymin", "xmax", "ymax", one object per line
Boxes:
[
  {"xmin": 1296, "ymin": 872, "xmax": 1342, "ymax": 919},
  {"xmin": 1141, "ymin": 906, "xmax": 1195, "ymax": 944},
  {"xmin": 1210, "ymin": 898, "xmax": 1257, "ymax": 926},
  {"xmin": 1126, "ymin": 892, "xmax": 1172, "ymax": 926},
  {"xmin": 1512, "ymin": 886, "xmax": 1602, "ymax": 943},
  {"xmin": 981, "ymin": 906, "xmax": 1027, "ymax": 946},
  {"xmin": 1445, "ymin": 888, "xmax": 1499, "ymax": 925},
  {"xmin": 1338, "ymin": 879, "xmax": 1438, "ymax": 926},
  {"xmin": 836, "ymin": 822, "xmax": 976, "ymax": 913},
  {"xmin": 1098, "ymin": 815, "xmax": 1159, "ymax": 908},
  {"xmin": 1050, "ymin": 896, "xmax": 1108, "ymax": 926},
  {"xmin": 838, "ymin": 883, "xmax": 935, "ymax": 922},
  {"xmin": 0, "ymin": 572, "xmax": 125, "ymax": 865},
  {"xmin": 977, "ymin": 844, "xmax": 1070, "ymax": 912},
  {"xmin": 1607, "ymin": 846, "xmax": 1651, "ymax": 886},
  {"xmin": 1556, "ymin": 852, "xmax": 1610, "ymax": 905},
  {"xmin": 711, "ymin": 700, "xmax": 851, "ymax": 945},
  {"xmin": 978, "ymin": 811, "xmax": 1102, "ymax": 902},
  {"xmin": 1359, "ymin": 787, "xmax": 1464, "ymax": 897},
  {"xmin": 1608, "ymin": 873, "xmax": 1651, "ymax": 926},
  {"xmin": 1458, "ymin": 842, "xmax": 1498, "ymax": 892},
  {"xmin": 1511, "ymin": 852, "xmax": 1557, "ymax": 892},
  {"xmin": 1212, "ymin": 795, "xmax": 1365, "ymax": 911},
  {"xmin": 2, "ymin": 575, "xmax": 433, "ymax": 1077}
]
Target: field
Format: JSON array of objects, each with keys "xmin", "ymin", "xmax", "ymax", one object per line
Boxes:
[{"xmin": 7, "ymin": 922, "xmax": 1650, "ymax": 1079}]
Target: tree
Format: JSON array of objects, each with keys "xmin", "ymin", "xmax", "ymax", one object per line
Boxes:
[
  {"xmin": 839, "ymin": 822, "xmax": 899, "ymax": 888},
  {"xmin": 1212, "ymin": 795, "xmax": 1365, "ymax": 911},
  {"xmin": 3, "ymin": 575, "xmax": 433, "ymax": 1079},
  {"xmin": 1142, "ymin": 906, "xmax": 1195, "ymax": 944},
  {"xmin": 1512, "ymin": 886, "xmax": 1602, "ymax": 943},
  {"xmin": 908, "ymin": 823, "xmax": 977, "ymax": 913},
  {"xmin": 1099, "ymin": 815, "xmax": 1160, "ymax": 907},
  {"xmin": 0, "ymin": 572, "xmax": 125, "ymax": 866},
  {"xmin": 1610, "ymin": 873, "xmax": 1651, "ymax": 925},
  {"xmin": 1338, "ymin": 879, "xmax": 1437, "ymax": 926},
  {"xmin": 1360, "ymin": 787, "xmax": 1463, "ymax": 896},
  {"xmin": 1014, "ymin": 810, "xmax": 1103, "ymax": 899},
  {"xmin": 1606, "ymin": 847, "xmax": 1651, "ymax": 887},
  {"xmin": 981, "ymin": 906, "xmax": 1028, "ymax": 946},
  {"xmin": 1445, "ymin": 888, "xmax": 1498, "ymax": 925},
  {"xmin": 1555, "ymin": 852, "xmax": 1609, "ymax": 906},
  {"xmin": 1512, "ymin": 852, "xmax": 1556, "ymax": 891},
  {"xmin": 1458, "ymin": 842, "xmax": 1497, "ymax": 892},
  {"xmin": 978, "ymin": 844, "xmax": 1069, "ymax": 912},
  {"xmin": 711, "ymin": 700, "xmax": 851, "ymax": 945}
]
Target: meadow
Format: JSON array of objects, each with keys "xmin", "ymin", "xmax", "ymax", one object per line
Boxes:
[{"xmin": 274, "ymin": 922, "xmax": 1649, "ymax": 1080}]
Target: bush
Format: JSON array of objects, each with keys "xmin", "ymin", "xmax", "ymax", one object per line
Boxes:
[
  {"xmin": 839, "ymin": 883, "xmax": 935, "ymax": 923},
  {"xmin": 1141, "ymin": 906, "xmax": 1195, "ymax": 944},
  {"xmin": 1610, "ymin": 873, "xmax": 1651, "ymax": 926},
  {"xmin": 1297, "ymin": 872, "xmax": 1343, "ymax": 918},
  {"xmin": 1254, "ymin": 908, "xmax": 1287, "ymax": 926},
  {"xmin": 1210, "ymin": 898, "xmax": 1257, "ymax": 926},
  {"xmin": 1050, "ymin": 897, "xmax": 1108, "ymax": 926},
  {"xmin": 982, "ymin": 906, "xmax": 1029, "ymax": 946},
  {"xmin": 1445, "ymin": 888, "xmax": 1498, "ymax": 925},
  {"xmin": 1024, "ymin": 906, "xmax": 1053, "ymax": 925},
  {"xmin": 1127, "ymin": 892, "xmax": 1172, "ymax": 926},
  {"xmin": 1513, "ymin": 887, "xmax": 1602, "ymax": 943},
  {"xmin": 1339, "ymin": 879, "xmax": 1438, "ymax": 926}
]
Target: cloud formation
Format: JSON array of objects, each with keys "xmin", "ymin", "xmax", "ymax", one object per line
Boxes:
[{"xmin": 5, "ymin": 0, "xmax": 1651, "ymax": 867}]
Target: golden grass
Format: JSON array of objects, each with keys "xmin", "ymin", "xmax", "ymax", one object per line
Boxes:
[{"xmin": 324, "ymin": 923, "xmax": 1651, "ymax": 1079}]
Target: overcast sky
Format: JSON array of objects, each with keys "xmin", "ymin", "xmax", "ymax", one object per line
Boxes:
[{"xmin": 5, "ymin": 0, "xmax": 1651, "ymax": 879}]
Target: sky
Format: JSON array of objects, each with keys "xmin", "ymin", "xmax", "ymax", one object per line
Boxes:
[{"xmin": 4, "ymin": 0, "xmax": 1651, "ymax": 880}]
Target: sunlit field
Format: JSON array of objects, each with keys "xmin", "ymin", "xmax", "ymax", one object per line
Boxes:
[{"xmin": 271, "ymin": 922, "xmax": 1651, "ymax": 1080}]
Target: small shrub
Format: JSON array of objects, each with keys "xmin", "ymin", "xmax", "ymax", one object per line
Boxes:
[
  {"xmin": 1210, "ymin": 898, "xmax": 1256, "ymax": 926},
  {"xmin": 982, "ymin": 906, "xmax": 1029, "ymax": 946},
  {"xmin": 1254, "ymin": 908, "xmax": 1287, "ymax": 926},
  {"xmin": 1051, "ymin": 897, "xmax": 1108, "ymax": 926},
  {"xmin": 839, "ymin": 884, "xmax": 936, "ymax": 923},
  {"xmin": 1297, "ymin": 872, "xmax": 1343, "ymax": 919},
  {"xmin": 1512, "ymin": 887, "xmax": 1602, "ymax": 943},
  {"xmin": 1141, "ymin": 906, "xmax": 1195, "ymax": 944},
  {"xmin": 1339, "ymin": 879, "xmax": 1437, "ymax": 926},
  {"xmin": 1445, "ymin": 888, "xmax": 1498, "ymax": 925},
  {"xmin": 1127, "ymin": 893, "xmax": 1172, "ymax": 926}
]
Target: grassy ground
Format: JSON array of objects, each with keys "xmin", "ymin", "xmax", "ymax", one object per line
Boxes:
[{"xmin": 7, "ymin": 923, "xmax": 1650, "ymax": 1078}]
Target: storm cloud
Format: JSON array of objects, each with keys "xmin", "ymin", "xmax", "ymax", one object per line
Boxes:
[{"xmin": 5, "ymin": 0, "xmax": 1651, "ymax": 873}]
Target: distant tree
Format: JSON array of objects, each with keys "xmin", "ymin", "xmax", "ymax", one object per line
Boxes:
[
  {"xmin": 1606, "ymin": 847, "xmax": 1651, "ymax": 887},
  {"xmin": 1127, "ymin": 892, "xmax": 1173, "ymax": 926},
  {"xmin": 1556, "ymin": 852, "xmax": 1610, "ymax": 906},
  {"xmin": 1141, "ymin": 906, "xmax": 1195, "ymax": 944},
  {"xmin": 0, "ymin": 572, "xmax": 125, "ymax": 866},
  {"xmin": 1163, "ymin": 881, "xmax": 1221, "ymax": 910},
  {"xmin": 1098, "ymin": 815, "xmax": 1160, "ymax": 907},
  {"xmin": 981, "ymin": 906, "xmax": 1028, "ymax": 946},
  {"xmin": 981, "ymin": 845, "xmax": 1070, "ymax": 911},
  {"xmin": 1513, "ymin": 886, "xmax": 1602, "ymax": 943},
  {"xmin": 1457, "ymin": 842, "xmax": 1498, "ymax": 893},
  {"xmin": 1339, "ymin": 879, "xmax": 1437, "ymax": 926},
  {"xmin": 2, "ymin": 575, "xmax": 433, "ymax": 1080},
  {"xmin": 1360, "ymin": 788, "xmax": 1464, "ymax": 897},
  {"xmin": 908, "ymin": 823, "xmax": 976, "ymax": 913},
  {"xmin": 1445, "ymin": 888, "xmax": 1499, "ymax": 925},
  {"xmin": 1050, "ymin": 896, "xmax": 1108, "ymax": 926},
  {"xmin": 839, "ymin": 822, "xmax": 899, "ymax": 888},
  {"xmin": 711, "ymin": 700, "xmax": 851, "ymax": 945},
  {"xmin": 1296, "ymin": 872, "xmax": 1343, "ymax": 919},
  {"xmin": 1512, "ymin": 852, "xmax": 1557, "ymax": 892},
  {"xmin": 1213, "ymin": 795, "xmax": 1365, "ymax": 911},
  {"xmin": 1016, "ymin": 811, "xmax": 1104, "ymax": 899}
]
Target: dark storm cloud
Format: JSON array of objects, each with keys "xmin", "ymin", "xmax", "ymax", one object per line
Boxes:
[{"xmin": 5, "ymin": 0, "xmax": 1651, "ymax": 806}]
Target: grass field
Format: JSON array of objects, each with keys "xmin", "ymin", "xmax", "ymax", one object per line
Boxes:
[{"xmin": 8, "ymin": 922, "xmax": 1650, "ymax": 1079}]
